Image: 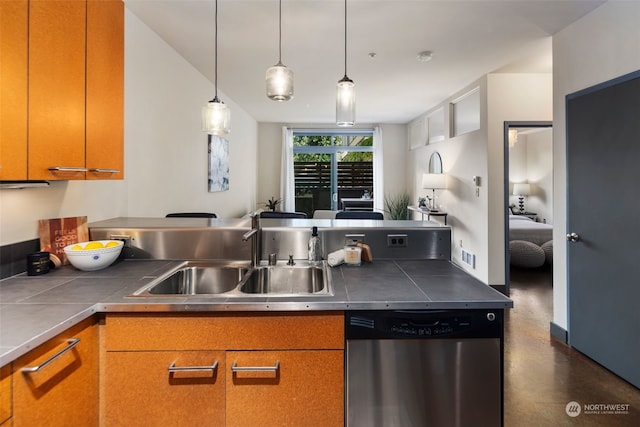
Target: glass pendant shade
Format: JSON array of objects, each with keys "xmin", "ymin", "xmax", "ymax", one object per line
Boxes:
[
  {"xmin": 201, "ymin": 97, "xmax": 230, "ymax": 135},
  {"xmin": 266, "ymin": 62, "xmax": 294, "ymax": 101},
  {"xmin": 336, "ymin": 76, "xmax": 355, "ymax": 127}
]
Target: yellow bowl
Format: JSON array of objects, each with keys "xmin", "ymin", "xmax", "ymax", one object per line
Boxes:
[{"xmin": 63, "ymin": 240, "xmax": 124, "ymax": 271}]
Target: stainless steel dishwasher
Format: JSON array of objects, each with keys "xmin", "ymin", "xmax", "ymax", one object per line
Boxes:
[{"xmin": 346, "ymin": 309, "xmax": 503, "ymax": 427}]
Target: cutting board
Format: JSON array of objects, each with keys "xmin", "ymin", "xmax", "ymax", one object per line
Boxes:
[{"xmin": 38, "ymin": 216, "xmax": 89, "ymax": 265}]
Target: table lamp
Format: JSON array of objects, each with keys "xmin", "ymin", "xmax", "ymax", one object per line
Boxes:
[
  {"xmin": 512, "ymin": 183, "xmax": 531, "ymax": 213},
  {"xmin": 422, "ymin": 173, "xmax": 446, "ymax": 212}
]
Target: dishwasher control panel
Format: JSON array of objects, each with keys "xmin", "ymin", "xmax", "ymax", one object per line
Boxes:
[{"xmin": 346, "ymin": 309, "xmax": 502, "ymax": 340}]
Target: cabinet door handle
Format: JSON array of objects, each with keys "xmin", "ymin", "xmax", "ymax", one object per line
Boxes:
[
  {"xmin": 167, "ymin": 361, "xmax": 219, "ymax": 373},
  {"xmin": 48, "ymin": 166, "xmax": 88, "ymax": 172},
  {"xmin": 89, "ymin": 168, "xmax": 120, "ymax": 173},
  {"xmin": 21, "ymin": 338, "xmax": 80, "ymax": 374},
  {"xmin": 231, "ymin": 361, "xmax": 280, "ymax": 373}
]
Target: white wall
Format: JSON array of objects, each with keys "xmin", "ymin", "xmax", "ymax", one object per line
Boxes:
[
  {"xmin": 0, "ymin": 9, "xmax": 258, "ymax": 247},
  {"xmin": 0, "ymin": 180, "xmax": 127, "ymax": 245},
  {"xmin": 408, "ymin": 79, "xmax": 489, "ymax": 280},
  {"xmin": 486, "ymin": 73, "xmax": 552, "ymax": 284},
  {"xmin": 124, "ymin": 10, "xmax": 257, "ymax": 219},
  {"xmin": 509, "ymin": 128, "xmax": 553, "ymax": 224},
  {"xmin": 256, "ymin": 123, "xmax": 407, "ymax": 211},
  {"xmin": 408, "ymin": 74, "xmax": 552, "ymax": 285},
  {"xmin": 525, "ymin": 129, "xmax": 553, "ymax": 224},
  {"xmin": 552, "ymin": 1, "xmax": 640, "ymax": 331}
]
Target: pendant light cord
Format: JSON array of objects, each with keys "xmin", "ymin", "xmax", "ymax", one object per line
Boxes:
[
  {"xmin": 214, "ymin": 0, "xmax": 219, "ymax": 99},
  {"xmin": 344, "ymin": 0, "xmax": 348, "ymax": 77},
  {"xmin": 278, "ymin": 0, "xmax": 282, "ymax": 63}
]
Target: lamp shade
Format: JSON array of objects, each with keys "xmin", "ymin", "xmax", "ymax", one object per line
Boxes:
[
  {"xmin": 422, "ymin": 173, "xmax": 446, "ymax": 189},
  {"xmin": 201, "ymin": 98, "xmax": 230, "ymax": 135},
  {"xmin": 512, "ymin": 183, "xmax": 531, "ymax": 196},
  {"xmin": 266, "ymin": 0, "xmax": 293, "ymax": 101},
  {"xmin": 266, "ymin": 63, "xmax": 294, "ymax": 101},
  {"xmin": 336, "ymin": 76, "xmax": 355, "ymax": 126}
]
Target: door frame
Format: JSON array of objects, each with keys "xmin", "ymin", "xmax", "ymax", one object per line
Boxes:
[{"xmin": 503, "ymin": 121, "xmax": 552, "ymax": 296}]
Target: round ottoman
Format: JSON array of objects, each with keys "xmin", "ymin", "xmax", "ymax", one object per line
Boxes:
[
  {"xmin": 541, "ymin": 240, "xmax": 553, "ymax": 265},
  {"xmin": 509, "ymin": 240, "xmax": 545, "ymax": 268}
]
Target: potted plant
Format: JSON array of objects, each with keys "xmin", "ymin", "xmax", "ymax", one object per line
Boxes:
[
  {"xmin": 384, "ymin": 193, "xmax": 411, "ymax": 220},
  {"xmin": 264, "ymin": 197, "xmax": 281, "ymax": 211}
]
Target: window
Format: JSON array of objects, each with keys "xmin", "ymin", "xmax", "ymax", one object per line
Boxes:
[
  {"xmin": 292, "ymin": 130, "xmax": 374, "ymax": 217},
  {"xmin": 450, "ymin": 87, "xmax": 480, "ymax": 137}
]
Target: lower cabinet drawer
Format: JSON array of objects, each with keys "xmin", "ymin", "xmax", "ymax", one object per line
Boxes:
[
  {"xmin": 104, "ymin": 350, "xmax": 225, "ymax": 426},
  {"xmin": 105, "ymin": 312, "xmax": 344, "ymax": 351},
  {"xmin": 226, "ymin": 350, "xmax": 344, "ymax": 427}
]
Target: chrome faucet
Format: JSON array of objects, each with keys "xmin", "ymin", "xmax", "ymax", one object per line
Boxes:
[{"xmin": 242, "ymin": 212, "xmax": 261, "ymax": 267}]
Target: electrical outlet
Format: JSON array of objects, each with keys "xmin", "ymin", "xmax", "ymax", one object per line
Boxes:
[
  {"xmin": 461, "ymin": 249, "xmax": 476, "ymax": 268},
  {"xmin": 387, "ymin": 234, "xmax": 408, "ymax": 247}
]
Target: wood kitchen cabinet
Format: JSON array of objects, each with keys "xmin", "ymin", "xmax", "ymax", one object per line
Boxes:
[
  {"xmin": 12, "ymin": 317, "xmax": 98, "ymax": 427},
  {"xmin": 105, "ymin": 350, "xmax": 225, "ymax": 426},
  {"xmin": 1, "ymin": 0, "xmax": 124, "ymax": 181},
  {"xmin": 0, "ymin": 364, "xmax": 11, "ymax": 426},
  {"xmin": 103, "ymin": 312, "xmax": 344, "ymax": 426},
  {"xmin": 0, "ymin": 0, "xmax": 28, "ymax": 180},
  {"xmin": 226, "ymin": 350, "xmax": 343, "ymax": 427},
  {"xmin": 86, "ymin": 0, "xmax": 124, "ymax": 180},
  {"xmin": 28, "ymin": 0, "xmax": 87, "ymax": 180}
]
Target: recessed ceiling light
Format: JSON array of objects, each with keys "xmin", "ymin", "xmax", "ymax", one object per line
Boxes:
[
  {"xmin": 417, "ymin": 51, "xmax": 433, "ymax": 62},
  {"xmin": 368, "ymin": 52, "xmax": 377, "ymax": 59}
]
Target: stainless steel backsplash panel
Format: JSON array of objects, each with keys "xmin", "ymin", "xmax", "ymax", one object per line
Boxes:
[
  {"xmin": 262, "ymin": 226, "xmax": 451, "ymax": 261},
  {"xmin": 89, "ymin": 218, "xmax": 252, "ymax": 260},
  {"xmin": 89, "ymin": 218, "xmax": 451, "ymax": 261}
]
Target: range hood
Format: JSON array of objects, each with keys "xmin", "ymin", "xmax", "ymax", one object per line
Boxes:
[{"xmin": 0, "ymin": 181, "xmax": 50, "ymax": 189}]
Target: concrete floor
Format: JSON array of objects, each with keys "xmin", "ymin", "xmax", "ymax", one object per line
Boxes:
[{"xmin": 503, "ymin": 267, "xmax": 640, "ymax": 426}]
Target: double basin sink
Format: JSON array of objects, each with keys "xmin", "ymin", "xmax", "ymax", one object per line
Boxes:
[{"xmin": 130, "ymin": 260, "xmax": 333, "ymax": 298}]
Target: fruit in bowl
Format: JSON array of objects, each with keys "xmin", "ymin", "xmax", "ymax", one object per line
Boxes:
[{"xmin": 63, "ymin": 240, "xmax": 124, "ymax": 271}]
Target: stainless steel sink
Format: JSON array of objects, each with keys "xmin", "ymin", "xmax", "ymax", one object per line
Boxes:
[
  {"xmin": 129, "ymin": 260, "xmax": 251, "ymax": 297},
  {"xmin": 239, "ymin": 262, "xmax": 330, "ymax": 295},
  {"xmin": 129, "ymin": 260, "xmax": 332, "ymax": 297}
]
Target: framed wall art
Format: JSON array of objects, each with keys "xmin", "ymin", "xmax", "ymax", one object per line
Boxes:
[{"xmin": 208, "ymin": 135, "xmax": 229, "ymax": 192}]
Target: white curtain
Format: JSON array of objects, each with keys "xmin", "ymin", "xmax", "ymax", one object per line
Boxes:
[
  {"xmin": 373, "ymin": 126, "xmax": 384, "ymax": 211},
  {"xmin": 280, "ymin": 127, "xmax": 295, "ymax": 211}
]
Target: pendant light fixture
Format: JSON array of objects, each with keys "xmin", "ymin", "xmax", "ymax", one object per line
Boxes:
[
  {"xmin": 266, "ymin": 0, "xmax": 294, "ymax": 101},
  {"xmin": 202, "ymin": 0, "xmax": 230, "ymax": 135},
  {"xmin": 336, "ymin": 0, "xmax": 355, "ymax": 127}
]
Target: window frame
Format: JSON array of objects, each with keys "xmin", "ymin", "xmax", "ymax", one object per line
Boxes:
[{"xmin": 292, "ymin": 129, "xmax": 374, "ymax": 211}]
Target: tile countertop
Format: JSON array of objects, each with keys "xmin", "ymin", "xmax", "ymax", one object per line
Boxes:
[{"xmin": 0, "ymin": 258, "xmax": 512, "ymax": 367}]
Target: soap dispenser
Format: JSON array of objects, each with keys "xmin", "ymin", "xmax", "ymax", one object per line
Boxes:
[{"xmin": 308, "ymin": 226, "xmax": 321, "ymax": 262}]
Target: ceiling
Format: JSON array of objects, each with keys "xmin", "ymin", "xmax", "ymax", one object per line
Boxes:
[{"xmin": 124, "ymin": 0, "xmax": 605, "ymax": 125}]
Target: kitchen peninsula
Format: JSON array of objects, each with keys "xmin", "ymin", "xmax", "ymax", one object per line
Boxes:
[{"xmin": 0, "ymin": 218, "xmax": 512, "ymax": 426}]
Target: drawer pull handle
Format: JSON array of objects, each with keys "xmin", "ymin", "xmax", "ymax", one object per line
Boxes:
[
  {"xmin": 22, "ymin": 338, "xmax": 80, "ymax": 374},
  {"xmin": 168, "ymin": 361, "xmax": 219, "ymax": 373},
  {"xmin": 48, "ymin": 167, "xmax": 87, "ymax": 172},
  {"xmin": 89, "ymin": 168, "xmax": 120, "ymax": 174},
  {"xmin": 231, "ymin": 361, "xmax": 280, "ymax": 373}
]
